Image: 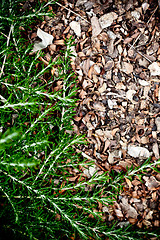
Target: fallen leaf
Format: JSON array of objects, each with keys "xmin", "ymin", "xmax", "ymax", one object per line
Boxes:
[
  {"xmin": 114, "ymin": 209, "xmax": 123, "ymax": 218},
  {"xmin": 142, "ymin": 220, "xmax": 152, "ymax": 227},
  {"xmin": 83, "ymin": 165, "xmax": 98, "ymax": 178},
  {"xmin": 108, "ymin": 99, "xmax": 117, "ymax": 109},
  {"xmin": 121, "ymin": 62, "xmax": 133, "ymax": 74},
  {"xmin": 125, "ymin": 177, "xmax": 133, "ymax": 190},
  {"xmin": 143, "ymin": 176, "xmax": 160, "ymax": 190},
  {"xmin": 75, "ymin": 0, "xmax": 87, "ymax": 6},
  {"xmin": 128, "ymin": 218, "xmax": 138, "ymax": 224},
  {"xmin": 98, "ymin": 83, "xmax": 107, "ymax": 93},
  {"xmin": 79, "ymin": 89, "xmax": 87, "ymax": 99},
  {"xmin": 89, "ymin": 165, "xmax": 98, "ymax": 177},
  {"xmin": 131, "ymin": 10, "xmax": 141, "ymax": 20},
  {"xmin": 138, "ymin": 79, "xmax": 150, "ymax": 86},
  {"xmin": 104, "ymin": 60, "xmax": 114, "ymax": 71},
  {"xmin": 152, "ymin": 142, "xmax": 159, "ymax": 159},
  {"xmin": 32, "ymin": 28, "xmax": 53, "ymax": 52},
  {"xmin": 104, "ymin": 140, "xmax": 110, "ymax": 152},
  {"xmin": 93, "ymin": 102, "xmax": 106, "ymax": 111},
  {"xmin": 82, "ymin": 59, "xmax": 93, "ymax": 76},
  {"xmin": 155, "ymin": 117, "xmax": 160, "ymax": 131},
  {"xmin": 148, "ymin": 62, "xmax": 160, "ymax": 76},
  {"xmin": 94, "ymin": 64, "xmax": 101, "ymax": 74},
  {"xmin": 145, "ymin": 211, "xmax": 153, "ymax": 220},
  {"xmin": 104, "ymin": 130, "xmax": 113, "ymax": 139},
  {"xmin": 108, "ymin": 151, "xmax": 114, "ymax": 164},
  {"xmin": 140, "ymin": 136, "xmax": 149, "ymax": 144},
  {"xmin": 108, "ymin": 150, "xmax": 122, "ymax": 164},
  {"xmin": 128, "ymin": 145, "xmax": 151, "ymax": 158},
  {"xmin": 69, "ymin": 21, "xmax": 81, "ymax": 37},
  {"xmin": 126, "ymin": 90, "xmax": 136, "ymax": 102},
  {"xmin": 91, "ymin": 16, "xmax": 102, "ymax": 37},
  {"xmin": 99, "ymin": 12, "xmax": 118, "ymax": 29},
  {"xmin": 95, "ymin": 129, "xmax": 104, "ymax": 136},
  {"xmin": 82, "ymin": 79, "xmax": 92, "ymax": 89},
  {"xmin": 142, "ymin": 2, "xmax": 149, "ymax": 13},
  {"xmin": 120, "ymin": 197, "xmax": 138, "ymax": 218}
]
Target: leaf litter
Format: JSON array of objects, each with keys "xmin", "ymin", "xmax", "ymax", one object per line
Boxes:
[{"xmin": 28, "ymin": 0, "xmax": 160, "ymax": 234}]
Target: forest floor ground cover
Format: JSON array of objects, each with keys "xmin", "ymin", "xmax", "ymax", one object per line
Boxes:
[{"xmin": 51, "ymin": 0, "xmax": 160, "ymax": 231}]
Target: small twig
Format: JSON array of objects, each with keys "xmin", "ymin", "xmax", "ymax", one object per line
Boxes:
[
  {"xmin": 55, "ymin": 1, "xmax": 90, "ymax": 24},
  {"xmin": 146, "ymin": 5, "xmax": 158, "ymax": 25},
  {"xmin": 81, "ymin": 152, "xmax": 95, "ymax": 161},
  {"xmin": 39, "ymin": 56, "xmax": 49, "ymax": 65},
  {"xmin": 127, "ymin": 43, "xmax": 152, "ymax": 63},
  {"xmin": 121, "ymin": 35, "xmax": 153, "ymax": 63},
  {"xmin": 129, "ymin": 5, "xmax": 158, "ymax": 50},
  {"xmin": 0, "ymin": 25, "xmax": 13, "ymax": 78}
]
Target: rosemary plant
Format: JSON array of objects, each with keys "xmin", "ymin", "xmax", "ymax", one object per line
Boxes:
[{"xmin": 0, "ymin": 1, "xmax": 159, "ymax": 240}]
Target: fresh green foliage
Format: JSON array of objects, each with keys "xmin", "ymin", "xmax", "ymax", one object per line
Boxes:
[{"xmin": 0, "ymin": 1, "xmax": 160, "ymax": 240}]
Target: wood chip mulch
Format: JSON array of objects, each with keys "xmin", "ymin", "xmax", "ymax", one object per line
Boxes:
[{"xmin": 28, "ymin": 0, "xmax": 160, "ymax": 231}]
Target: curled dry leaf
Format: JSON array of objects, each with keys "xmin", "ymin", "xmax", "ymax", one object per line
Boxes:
[
  {"xmin": 126, "ymin": 90, "xmax": 136, "ymax": 102},
  {"xmin": 104, "ymin": 60, "xmax": 114, "ymax": 71},
  {"xmin": 120, "ymin": 197, "xmax": 138, "ymax": 219},
  {"xmin": 125, "ymin": 177, "xmax": 132, "ymax": 190},
  {"xmin": 108, "ymin": 99, "xmax": 117, "ymax": 109},
  {"xmin": 94, "ymin": 64, "xmax": 101, "ymax": 74},
  {"xmin": 143, "ymin": 176, "xmax": 160, "ymax": 190},
  {"xmin": 128, "ymin": 218, "xmax": 138, "ymax": 224},
  {"xmin": 145, "ymin": 211, "xmax": 153, "ymax": 220},
  {"xmin": 108, "ymin": 150, "xmax": 122, "ymax": 164},
  {"xmin": 32, "ymin": 28, "xmax": 53, "ymax": 53}
]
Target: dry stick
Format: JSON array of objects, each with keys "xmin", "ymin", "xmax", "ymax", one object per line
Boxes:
[
  {"xmin": 0, "ymin": 25, "xmax": 13, "ymax": 78},
  {"xmin": 127, "ymin": 43, "xmax": 152, "ymax": 63},
  {"xmin": 129, "ymin": 5, "xmax": 158, "ymax": 50},
  {"xmin": 55, "ymin": 1, "xmax": 90, "ymax": 24}
]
